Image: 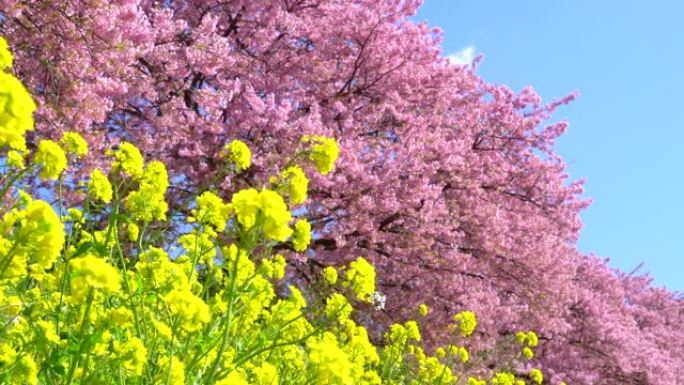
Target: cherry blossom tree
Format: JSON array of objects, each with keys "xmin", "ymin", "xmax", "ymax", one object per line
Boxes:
[{"xmin": 1, "ymin": 1, "xmax": 682, "ymax": 383}]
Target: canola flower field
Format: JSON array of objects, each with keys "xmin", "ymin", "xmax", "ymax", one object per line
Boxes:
[{"xmin": 0, "ymin": 36, "xmax": 550, "ymax": 385}]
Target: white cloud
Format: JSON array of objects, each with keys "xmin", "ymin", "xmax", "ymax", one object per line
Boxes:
[{"xmin": 447, "ymin": 45, "xmax": 476, "ymax": 65}]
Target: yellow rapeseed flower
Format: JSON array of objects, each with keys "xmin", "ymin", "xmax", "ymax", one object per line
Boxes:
[
  {"xmin": 272, "ymin": 254, "xmax": 287, "ymax": 280},
  {"xmin": 323, "ymin": 266, "xmax": 338, "ymax": 285},
  {"xmin": 517, "ymin": 330, "xmax": 539, "ymax": 347},
  {"xmin": 69, "ymin": 255, "xmax": 121, "ymax": 294},
  {"xmin": 88, "ymin": 168, "xmax": 113, "ymax": 203},
  {"xmin": 230, "ymin": 188, "xmax": 294, "ymax": 241},
  {"xmin": 140, "ymin": 160, "xmax": 169, "ymax": 191},
  {"xmin": 36, "ymin": 320, "xmax": 60, "ymax": 344},
  {"xmin": 231, "ymin": 188, "xmax": 261, "ymax": 229},
  {"xmin": 164, "ymin": 288, "xmax": 211, "ymax": 332},
  {"xmin": 191, "ymin": 191, "xmax": 231, "ymax": 232},
  {"xmin": 159, "ymin": 356, "xmax": 185, "ymax": 384},
  {"xmin": 61, "ymin": 131, "xmax": 88, "ymax": 158},
  {"xmin": 126, "ymin": 223, "xmax": 139, "ymax": 241},
  {"xmin": 1, "ymin": 198, "xmax": 65, "ymax": 274},
  {"xmin": 7, "ymin": 150, "xmax": 24, "ymax": 169},
  {"xmin": 419, "ymin": 304, "xmax": 429, "ymax": 317},
  {"xmin": 523, "ymin": 347, "xmax": 534, "ymax": 359},
  {"xmin": 292, "ymin": 218, "xmax": 311, "ymax": 252},
  {"xmin": 281, "ymin": 165, "xmax": 309, "ymax": 205},
  {"xmin": 67, "ymin": 208, "xmax": 85, "ymax": 224},
  {"xmin": 112, "ymin": 142, "xmax": 144, "ymax": 178},
  {"xmin": 252, "ymin": 362, "xmax": 279, "ymax": 385},
  {"xmin": 491, "ymin": 372, "xmax": 516, "ymax": 385},
  {"xmin": 34, "ymin": 139, "xmax": 67, "ymax": 180},
  {"xmin": 405, "ymin": 320, "xmax": 421, "ymax": 341},
  {"xmin": 0, "ymin": 36, "xmax": 13, "ymax": 69},
  {"xmin": 453, "ymin": 345, "xmax": 469, "ymax": 363},
  {"xmin": 124, "ymin": 160, "xmax": 169, "ymax": 222},
  {"xmin": 307, "ymin": 332, "xmax": 353, "ymax": 384},
  {"xmin": 307, "ymin": 135, "xmax": 339, "ymax": 175},
  {"xmin": 258, "ymin": 189, "xmax": 294, "ymax": 241},
  {"xmin": 125, "ymin": 186, "xmax": 168, "ymax": 223},
  {"xmin": 326, "ymin": 293, "xmax": 352, "ymax": 321},
  {"xmin": 530, "ymin": 368, "xmax": 544, "ymax": 385},
  {"xmin": 114, "ymin": 337, "xmax": 147, "ymax": 375},
  {"xmin": 344, "ymin": 257, "xmax": 376, "ymax": 302},
  {"xmin": 0, "ymin": 72, "xmax": 36, "ymax": 151},
  {"xmin": 22, "ymin": 200, "xmax": 65, "ymax": 268},
  {"xmin": 260, "ymin": 254, "xmax": 287, "ymax": 280},
  {"xmin": 225, "ymin": 139, "xmax": 251, "ymax": 172},
  {"xmin": 216, "ymin": 371, "xmax": 249, "ymax": 385},
  {"xmin": 453, "ymin": 310, "xmax": 477, "ymax": 337},
  {"xmin": 0, "ymin": 344, "xmax": 17, "ymax": 366},
  {"xmin": 152, "ymin": 319, "xmax": 172, "ymax": 341}
]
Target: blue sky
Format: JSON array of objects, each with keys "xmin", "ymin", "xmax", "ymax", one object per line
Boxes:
[{"xmin": 415, "ymin": 1, "xmax": 684, "ymax": 292}]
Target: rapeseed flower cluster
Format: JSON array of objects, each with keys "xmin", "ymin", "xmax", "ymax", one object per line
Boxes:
[
  {"xmin": 0, "ymin": 49, "xmax": 35, "ymax": 152},
  {"xmin": 343, "ymin": 256, "xmax": 376, "ymax": 302},
  {"xmin": 69, "ymin": 255, "xmax": 121, "ymax": 296},
  {"xmin": 190, "ymin": 191, "xmax": 231, "ymax": 233},
  {"xmin": 0, "ymin": 196, "xmax": 64, "ymax": 279},
  {"xmin": 491, "ymin": 372, "xmax": 517, "ymax": 385},
  {"xmin": 111, "ymin": 141, "xmax": 144, "ymax": 178},
  {"xmin": 292, "ymin": 218, "xmax": 312, "ymax": 251},
  {"xmin": 302, "ymin": 134, "xmax": 340, "ymax": 175},
  {"xmin": 307, "ymin": 332, "xmax": 354, "ymax": 384},
  {"xmin": 88, "ymin": 168, "xmax": 113, "ymax": 203},
  {"xmin": 6, "ymin": 149, "xmax": 24, "ymax": 169},
  {"xmin": 124, "ymin": 158, "xmax": 169, "ymax": 222},
  {"xmin": 164, "ymin": 288, "xmax": 211, "ymax": 332},
  {"xmin": 517, "ymin": 330, "xmax": 540, "ymax": 359},
  {"xmin": 453, "ymin": 310, "xmax": 478, "ymax": 337},
  {"xmin": 0, "ymin": 41, "xmax": 563, "ymax": 385},
  {"xmin": 224, "ymin": 139, "xmax": 251, "ymax": 172},
  {"xmin": 231, "ymin": 187, "xmax": 295, "ymax": 241},
  {"xmin": 517, "ymin": 330, "xmax": 539, "ymax": 347},
  {"xmin": 323, "ymin": 266, "xmax": 339, "ymax": 285},
  {"xmin": 436, "ymin": 345, "xmax": 470, "ymax": 363},
  {"xmin": 0, "ymin": 36, "xmax": 13, "ymax": 69},
  {"xmin": 280, "ymin": 165, "xmax": 309, "ymax": 205},
  {"xmin": 61, "ymin": 132, "xmax": 89, "ymax": 158},
  {"xmin": 469, "ymin": 377, "xmax": 488, "ymax": 385},
  {"xmin": 34, "ymin": 139, "xmax": 67, "ymax": 180},
  {"xmin": 419, "ymin": 303, "xmax": 429, "ymax": 317},
  {"xmin": 530, "ymin": 368, "xmax": 544, "ymax": 385}
]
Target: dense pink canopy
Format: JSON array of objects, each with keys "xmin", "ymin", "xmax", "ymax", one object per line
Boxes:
[{"xmin": 1, "ymin": 1, "xmax": 682, "ymax": 383}]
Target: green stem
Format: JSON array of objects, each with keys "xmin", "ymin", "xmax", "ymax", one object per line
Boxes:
[
  {"xmin": 164, "ymin": 319, "xmax": 180, "ymax": 385},
  {"xmin": 57, "ymin": 173, "xmax": 64, "ymax": 221},
  {"xmin": 187, "ymin": 225, "xmax": 204, "ymax": 284},
  {"xmin": 0, "ymin": 166, "xmax": 30, "ymax": 201},
  {"xmin": 65, "ymin": 289, "xmax": 94, "ymax": 385},
  {"xmin": 79, "ymin": 350, "xmax": 93, "ymax": 385},
  {"xmin": 202, "ymin": 240, "xmax": 243, "ymax": 384}
]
